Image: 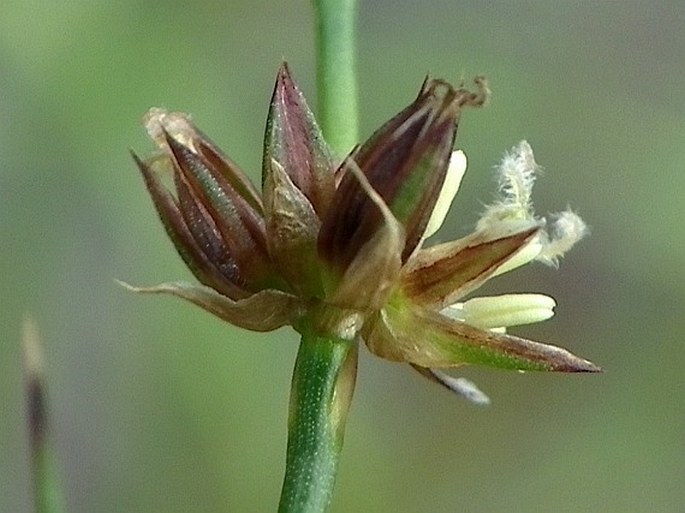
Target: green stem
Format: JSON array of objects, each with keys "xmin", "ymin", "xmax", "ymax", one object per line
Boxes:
[
  {"xmin": 313, "ymin": 0, "xmax": 359, "ymax": 155},
  {"xmin": 30, "ymin": 445, "xmax": 67, "ymax": 513},
  {"xmin": 278, "ymin": 327, "xmax": 358, "ymax": 513},
  {"xmin": 277, "ymin": 2, "xmax": 360, "ymax": 511}
]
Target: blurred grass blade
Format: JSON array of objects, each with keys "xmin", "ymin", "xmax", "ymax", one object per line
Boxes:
[{"xmin": 22, "ymin": 317, "xmax": 68, "ymax": 513}]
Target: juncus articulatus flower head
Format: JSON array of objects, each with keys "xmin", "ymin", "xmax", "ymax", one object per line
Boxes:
[{"xmin": 126, "ymin": 65, "xmax": 599, "ymax": 404}]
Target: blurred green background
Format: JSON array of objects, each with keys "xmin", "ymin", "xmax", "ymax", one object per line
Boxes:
[{"xmin": 2, "ymin": 1, "xmax": 683, "ymax": 512}]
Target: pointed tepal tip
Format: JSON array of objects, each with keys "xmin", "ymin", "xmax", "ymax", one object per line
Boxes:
[
  {"xmin": 417, "ymin": 75, "xmax": 431, "ymax": 97},
  {"xmin": 278, "ymin": 61, "xmax": 291, "ymax": 78},
  {"xmin": 129, "ymin": 149, "xmax": 146, "ymax": 172},
  {"xmin": 274, "ymin": 62, "xmax": 296, "ymax": 95},
  {"xmin": 269, "ymin": 62, "xmax": 298, "ymax": 129},
  {"xmin": 555, "ymin": 353, "xmax": 603, "ymax": 373},
  {"xmin": 524, "ymin": 336, "xmax": 602, "ymax": 374},
  {"xmin": 572, "ymin": 358, "xmax": 603, "ymax": 373},
  {"xmin": 273, "ymin": 61, "xmax": 305, "ymax": 106}
]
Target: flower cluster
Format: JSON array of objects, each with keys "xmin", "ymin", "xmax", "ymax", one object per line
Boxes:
[{"xmin": 128, "ymin": 65, "xmax": 599, "ymax": 401}]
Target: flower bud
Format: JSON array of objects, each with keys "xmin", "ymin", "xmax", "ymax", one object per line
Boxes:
[
  {"xmin": 263, "ymin": 63, "xmax": 336, "ymax": 216},
  {"xmin": 318, "ymin": 78, "xmax": 488, "ymax": 275},
  {"xmin": 135, "ymin": 109, "xmax": 279, "ymax": 296}
]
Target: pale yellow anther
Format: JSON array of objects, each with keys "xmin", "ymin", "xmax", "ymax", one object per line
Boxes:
[
  {"xmin": 461, "ymin": 293, "xmax": 556, "ymax": 329},
  {"xmin": 423, "ymin": 150, "xmax": 467, "ymax": 239},
  {"xmin": 444, "ymin": 293, "xmax": 556, "ymax": 330}
]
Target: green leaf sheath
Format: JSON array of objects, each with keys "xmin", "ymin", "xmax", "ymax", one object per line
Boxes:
[
  {"xmin": 313, "ymin": 0, "xmax": 359, "ymax": 156},
  {"xmin": 278, "ymin": 330, "xmax": 357, "ymax": 513}
]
